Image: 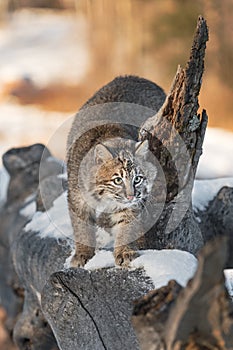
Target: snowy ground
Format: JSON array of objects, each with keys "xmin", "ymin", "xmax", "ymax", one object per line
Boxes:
[
  {"xmin": 0, "ymin": 9, "xmax": 89, "ymax": 87},
  {"xmin": 196, "ymin": 128, "xmax": 233, "ymax": 179},
  {"xmin": 0, "ymin": 9, "xmax": 88, "ymax": 160},
  {"xmin": 0, "ymin": 102, "xmax": 72, "ymax": 161}
]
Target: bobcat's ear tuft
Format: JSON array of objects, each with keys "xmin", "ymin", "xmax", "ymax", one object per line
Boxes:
[
  {"xmin": 94, "ymin": 144, "xmax": 113, "ymax": 165},
  {"xmin": 135, "ymin": 140, "xmax": 149, "ymax": 159}
]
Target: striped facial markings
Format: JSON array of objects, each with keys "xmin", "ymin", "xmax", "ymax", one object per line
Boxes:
[{"xmin": 93, "ymin": 151, "xmax": 149, "ymax": 207}]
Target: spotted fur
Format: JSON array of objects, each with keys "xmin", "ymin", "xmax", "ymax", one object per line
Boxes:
[
  {"xmin": 67, "ymin": 75, "xmax": 166, "ymax": 268},
  {"xmin": 69, "ymin": 139, "xmax": 157, "ymax": 268}
]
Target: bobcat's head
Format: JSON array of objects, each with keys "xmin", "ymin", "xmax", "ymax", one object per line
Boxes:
[{"xmin": 92, "ymin": 140, "xmax": 157, "ymax": 210}]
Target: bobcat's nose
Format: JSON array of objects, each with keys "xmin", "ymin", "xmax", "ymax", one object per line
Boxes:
[{"xmin": 127, "ymin": 195, "xmax": 134, "ymax": 201}]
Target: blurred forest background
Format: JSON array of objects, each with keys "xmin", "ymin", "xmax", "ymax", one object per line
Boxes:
[
  {"xmin": 0, "ymin": 1, "xmax": 233, "ymax": 349},
  {"xmin": 0, "ymin": 0, "xmax": 233, "ymax": 160},
  {"xmin": 0, "ymin": 0, "xmax": 232, "ymax": 161}
]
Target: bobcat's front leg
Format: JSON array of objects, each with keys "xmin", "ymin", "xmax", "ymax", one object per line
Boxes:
[
  {"xmin": 71, "ymin": 242, "xmax": 95, "ymax": 268},
  {"xmin": 113, "ymin": 222, "xmax": 142, "ymax": 268},
  {"xmin": 114, "ymin": 245, "xmax": 139, "ymax": 268},
  {"xmin": 69, "ymin": 210, "xmax": 96, "ymax": 268}
]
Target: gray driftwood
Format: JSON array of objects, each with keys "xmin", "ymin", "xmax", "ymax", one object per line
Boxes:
[
  {"xmin": 0, "ymin": 144, "xmax": 61, "ymax": 350},
  {"xmin": 41, "ymin": 269, "xmax": 153, "ymax": 350},
  {"xmin": 0, "ymin": 15, "xmax": 233, "ymax": 350}
]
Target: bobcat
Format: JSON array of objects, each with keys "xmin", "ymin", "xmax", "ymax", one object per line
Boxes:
[{"xmin": 66, "ymin": 75, "xmax": 166, "ymax": 267}]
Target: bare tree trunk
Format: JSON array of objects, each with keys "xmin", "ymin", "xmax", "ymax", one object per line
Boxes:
[{"xmin": 139, "ymin": 16, "xmax": 208, "ymax": 254}]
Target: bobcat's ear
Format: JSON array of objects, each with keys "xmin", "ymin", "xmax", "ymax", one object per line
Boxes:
[
  {"xmin": 94, "ymin": 144, "xmax": 113, "ymax": 165},
  {"xmin": 135, "ymin": 140, "xmax": 149, "ymax": 159}
]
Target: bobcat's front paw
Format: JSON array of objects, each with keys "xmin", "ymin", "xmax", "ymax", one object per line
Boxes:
[
  {"xmin": 70, "ymin": 247, "xmax": 95, "ymax": 268},
  {"xmin": 114, "ymin": 247, "xmax": 139, "ymax": 268}
]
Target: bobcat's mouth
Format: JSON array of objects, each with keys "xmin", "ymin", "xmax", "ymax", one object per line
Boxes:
[{"xmin": 119, "ymin": 196, "xmax": 145, "ymax": 209}]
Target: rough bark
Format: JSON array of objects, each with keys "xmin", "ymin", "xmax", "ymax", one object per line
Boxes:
[
  {"xmin": 41, "ymin": 269, "xmax": 153, "ymax": 350},
  {"xmin": 196, "ymin": 186, "xmax": 233, "ymax": 268},
  {"xmin": 0, "ymin": 144, "xmax": 61, "ymax": 350},
  {"xmin": 132, "ymin": 280, "xmax": 182, "ymax": 350},
  {"xmin": 164, "ymin": 237, "xmax": 233, "ymax": 350},
  {"xmin": 132, "ymin": 236, "xmax": 233, "ymax": 350},
  {"xmin": 139, "ymin": 16, "xmax": 208, "ymax": 254}
]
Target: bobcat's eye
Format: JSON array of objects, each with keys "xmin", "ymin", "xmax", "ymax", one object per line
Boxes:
[
  {"xmin": 134, "ymin": 175, "xmax": 143, "ymax": 185},
  {"xmin": 113, "ymin": 177, "xmax": 123, "ymax": 185}
]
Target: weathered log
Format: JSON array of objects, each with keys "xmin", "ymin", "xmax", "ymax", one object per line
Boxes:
[
  {"xmin": 132, "ymin": 236, "xmax": 233, "ymax": 350},
  {"xmin": 12, "ymin": 229, "xmax": 72, "ymax": 350},
  {"xmin": 0, "ymin": 144, "xmax": 61, "ymax": 349},
  {"xmin": 41, "ymin": 269, "xmax": 153, "ymax": 350}
]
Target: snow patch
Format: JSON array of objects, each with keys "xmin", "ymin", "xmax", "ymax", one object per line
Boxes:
[
  {"xmin": 20, "ymin": 201, "xmax": 37, "ymax": 219},
  {"xmin": 0, "ymin": 103, "xmax": 70, "ymax": 163},
  {"xmin": 64, "ymin": 249, "xmax": 75, "ymax": 269},
  {"xmin": 24, "ymin": 192, "xmax": 73, "ymax": 241},
  {"xmin": 58, "ymin": 172, "xmax": 67, "ymax": 180},
  {"xmin": 24, "ymin": 190, "xmax": 114, "ymax": 250},
  {"xmin": 197, "ymin": 128, "xmax": 233, "ymax": 179},
  {"xmin": 0, "ymin": 166, "xmax": 10, "ymax": 206},
  {"xmin": 192, "ymin": 177, "xmax": 233, "ymax": 211},
  {"xmin": 224, "ymin": 269, "xmax": 233, "ymax": 298},
  {"xmin": 71, "ymin": 249, "xmax": 198, "ymax": 289},
  {"xmin": 131, "ymin": 250, "xmax": 198, "ymax": 289},
  {"xmin": 0, "ymin": 10, "xmax": 89, "ymax": 86},
  {"xmin": 85, "ymin": 250, "xmax": 115, "ymax": 270},
  {"xmin": 64, "ymin": 249, "xmax": 115, "ymax": 270},
  {"xmin": 96, "ymin": 228, "xmax": 114, "ymax": 250}
]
